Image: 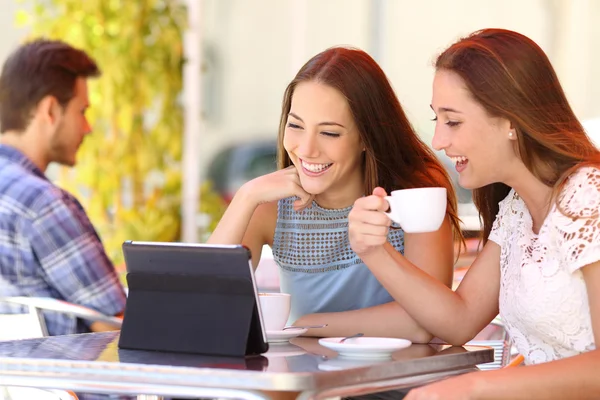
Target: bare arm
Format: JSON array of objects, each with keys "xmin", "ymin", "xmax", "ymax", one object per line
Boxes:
[
  {"xmin": 407, "ymin": 261, "xmax": 600, "ymax": 400},
  {"xmin": 295, "ymin": 210, "xmax": 456, "ymax": 343},
  {"xmin": 207, "ymin": 167, "xmax": 313, "ymax": 269},
  {"xmin": 207, "ymin": 187, "xmax": 273, "ymax": 269},
  {"xmin": 207, "ymin": 185, "xmax": 261, "ymax": 246},
  {"xmin": 349, "ymin": 188, "xmax": 500, "ymax": 345},
  {"xmin": 296, "ymin": 301, "xmax": 433, "ymax": 343},
  {"xmin": 373, "ymin": 240, "xmax": 501, "ymax": 344}
]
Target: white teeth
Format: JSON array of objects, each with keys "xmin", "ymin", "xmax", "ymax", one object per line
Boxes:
[
  {"xmin": 301, "ymin": 160, "xmax": 332, "ymax": 172},
  {"xmin": 450, "ymin": 156, "xmax": 468, "ymax": 164}
]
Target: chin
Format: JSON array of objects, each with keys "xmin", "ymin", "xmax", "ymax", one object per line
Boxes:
[
  {"xmin": 60, "ymin": 159, "xmax": 76, "ymax": 167},
  {"xmin": 457, "ymin": 176, "xmax": 477, "ymax": 190},
  {"xmin": 459, "ymin": 182, "xmax": 477, "ymax": 190},
  {"xmin": 298, "ymin": 178, "xmax": 327, "ymax": 196},
  {"xmin": 459, "ymin": 176, "xmax": 489, "ymax": 190}
]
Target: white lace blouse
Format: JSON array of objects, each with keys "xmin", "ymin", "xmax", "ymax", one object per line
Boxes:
[{"xmin": 489, "ymin": 167, "xmax": 598, "ymax": 365}]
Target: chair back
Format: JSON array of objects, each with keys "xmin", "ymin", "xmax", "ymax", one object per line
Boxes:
[
  {"xmin": 0, "ymin": 307, "xmax": 47, "ymax": 341},
  {"xmin": 467, "ymin": 318, "xmax": 513, "ymax": 370},
  {"xmin": 0, "ymin": 304, "xmax": 77, "ymax": 399}
]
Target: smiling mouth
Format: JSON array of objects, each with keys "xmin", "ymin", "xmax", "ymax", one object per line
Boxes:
[
  {"xmin": 300, "ymin": 159, "xmax": 333, "ymax": 176},
  {"xmin": 450, "ymin": 156, "xmax": 468, "ymax": 167},
  {"xmin": 300, "ymin": 159, "xmax": 332, "ymax": 174}
]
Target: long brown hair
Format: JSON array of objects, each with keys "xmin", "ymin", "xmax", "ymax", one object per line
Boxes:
[
  {"xmin": 277, "ymin": 47, "xmax": 463, "ymax": 243},
  {"xmin": 436, "ymin": 29, "xmax": 600, "ymax": 241}
]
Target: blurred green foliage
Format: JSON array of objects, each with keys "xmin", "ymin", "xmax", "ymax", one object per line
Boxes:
[{"xmin": 18, "ymin": 0, "xmax": 227, "ymax": 265}]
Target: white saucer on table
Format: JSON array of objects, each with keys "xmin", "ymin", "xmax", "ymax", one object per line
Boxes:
[
  {"xmin": 266, "ymin": 328, "xmax": 308, "ymax": 343},
  {"xmin": 265, "ymin": 342, "xmax": 307, "ymax": 357},
  {"xmin": 318, "ymin": 337, "xmax": 412, "ymax": 359}
]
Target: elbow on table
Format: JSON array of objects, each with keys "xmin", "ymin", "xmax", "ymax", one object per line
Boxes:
[
  {"xmin": 409, "ymin": 328, "xmax": 434, "ymax": 344},
  {"xmin": 425, "ymin": 329, "xmax": 474, "ymax": 347},
  {"xmin": 446, "ymin": 338, "xmax": 469, "ymax": 347},
  {"xmin": 444, "ymin": 331, "xmax": 478, "ymax": 347}
]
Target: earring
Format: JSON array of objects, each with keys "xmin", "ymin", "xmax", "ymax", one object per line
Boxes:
[{"xmin": 508, "ymin": 131, "xmax": 515, "ymax": 138}]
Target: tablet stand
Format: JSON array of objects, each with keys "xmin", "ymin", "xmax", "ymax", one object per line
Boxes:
[{"xmin": 118, "ymin": 272, "xmax": 261, "ymax": 356}]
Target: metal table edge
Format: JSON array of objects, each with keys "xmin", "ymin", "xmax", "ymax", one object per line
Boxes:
[{"xmin": 0, "ymin": 345, "xmax": 494, "ymax": 392}]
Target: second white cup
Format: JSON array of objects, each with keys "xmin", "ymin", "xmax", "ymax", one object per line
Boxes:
[
  {"xmin": 384, "ymin": 187, "xmax": 447, "ymax": 233},
  {"xmin": 258, "ymin": 292, "xmax": 291, "ymax": 332}
]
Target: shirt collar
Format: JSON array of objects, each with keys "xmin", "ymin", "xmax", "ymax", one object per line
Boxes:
[{"xmin": 0, "ymin": 144, "xmax": 48, "ymax": 181}]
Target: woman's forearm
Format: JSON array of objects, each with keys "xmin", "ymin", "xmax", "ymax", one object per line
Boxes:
[
  {"xmin": 471, "ymin": 350, "xmax": 600, "ymax": 399},
  {"xmin": 207, "ymin": 187, "xmax": 257, "ymax": 245},
  {"xmin": 294, "ymin": 301, "xmax": 433, "ymax": 343},
  {"xmin": 362, "ymin": 245, "xmax": 477, "ymax": 344}
]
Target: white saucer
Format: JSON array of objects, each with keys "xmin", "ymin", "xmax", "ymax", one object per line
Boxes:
[
  {"xmin": 318, "ymin": 337, "xmax": 412, "ymax": 359},
  {"xmin": 266, "ymin": 328, "xmax": 308, "ymax": 343},
  {"xmin": 266, "ymin": 342, "xmax": 307, "ymax": 357}
]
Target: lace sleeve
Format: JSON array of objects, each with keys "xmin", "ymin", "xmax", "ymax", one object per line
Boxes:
[
  {"xmin": 487, "ymin": 190, "xmax": 516, "ymax": 246},
  {"xmin": 554, "ymin": 167, "xmax": 600, "ymax": 273}
]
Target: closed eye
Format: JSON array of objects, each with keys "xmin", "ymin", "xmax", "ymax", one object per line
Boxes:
[
  {"xmin": 321, "ymin": 131, "xmax": 340, "ymax": 138},
  {"xmin": 432, "ymin": 116, "xmax": 461, "ymax": 127},
  {"xmin": 287, "ymin": 122, "xmax": 302, "ymax": 129}
]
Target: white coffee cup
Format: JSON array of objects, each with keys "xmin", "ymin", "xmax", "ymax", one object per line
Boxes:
[
  {"xmin": 384, "ymin": 187, "xmax": 447, "ymax": 233},
  {"xmin": 258, "ymin": 292, "xmax": 291, "ymax": 331}
]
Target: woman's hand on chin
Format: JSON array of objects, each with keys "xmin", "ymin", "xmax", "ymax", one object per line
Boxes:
[
  {"xmin": 241, "ymin": 166, "xmax": 313, "ymax": 209},
  {"xmin": 348, "ymin": 187, "xmax": 391, "ymax": 257}
]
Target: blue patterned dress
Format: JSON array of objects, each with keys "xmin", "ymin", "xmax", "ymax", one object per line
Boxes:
[{"xmin": 272, "ymin": 197, "xmax": 405, "ymax": 323}]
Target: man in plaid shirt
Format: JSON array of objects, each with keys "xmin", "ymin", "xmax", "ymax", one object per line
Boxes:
[{"xmin": 0, "ymin": 39, "xmax": 126, "ymax": 336}]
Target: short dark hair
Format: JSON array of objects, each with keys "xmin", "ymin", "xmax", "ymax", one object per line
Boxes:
[{"xmin": 0, "ymin": 38, "xmax": 101, "ymax": 133}]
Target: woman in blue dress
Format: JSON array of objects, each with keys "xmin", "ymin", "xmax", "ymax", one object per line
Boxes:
[{"xmin": 208, "ymin": 46, "xmax": 462, "ymax": 341}]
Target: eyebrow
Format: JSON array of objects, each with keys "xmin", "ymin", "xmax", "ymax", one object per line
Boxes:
[
  {"xmin": 429, "ymin": 104, "xmax": 462, "ymax": 114},
  {"xmin": 288, "ymin": 112, "xmax": 346, "ymax": 128}
]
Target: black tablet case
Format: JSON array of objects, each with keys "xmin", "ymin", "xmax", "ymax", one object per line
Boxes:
[{"xmin": 118, "ymin": 242, "xmax": 269, "ymax": 357}]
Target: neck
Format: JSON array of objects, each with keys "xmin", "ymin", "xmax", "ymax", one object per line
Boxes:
[
  {"xmin": 505, "ymin": 165, "xmax": 553, "ymax": 232},
  {"xmin": 314, "ymin": 173, "xmax": 365, "ymax": 210},
  {"xmin": 0, "ymin": 131, "xmax": 49, "ymax": 172}
]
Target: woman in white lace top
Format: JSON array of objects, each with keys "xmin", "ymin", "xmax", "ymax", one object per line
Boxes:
[{"xmin": 349, "ymin": 29, "xmax": 600, "ymax": 398}]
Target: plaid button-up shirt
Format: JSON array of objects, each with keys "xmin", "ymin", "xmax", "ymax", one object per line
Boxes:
[{"xmin": 0, "ymin": 145, "xmax": 126, "ymax": 336}]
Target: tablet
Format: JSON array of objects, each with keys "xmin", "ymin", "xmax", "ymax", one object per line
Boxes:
[{"xmin": 120, "ymin": 241, "xmax": 269, "ymax": 356}]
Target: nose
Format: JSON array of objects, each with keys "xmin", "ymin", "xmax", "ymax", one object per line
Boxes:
[
  {"xmin": 83, "ymin": 117, "xmax": 92, "ymax": 135},
  {"xmin": 297, "ymin": 131, "xmax": 319, "ymax": 158},
  {"xmin": 431, "ymin": 123, "xmax": 450, "ymax": 151}
]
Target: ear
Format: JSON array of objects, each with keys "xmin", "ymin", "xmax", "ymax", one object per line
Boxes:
[
  {"xmin": 37, "ymin": 95, "xmax": 63, "ymax": 129},
  {"xmin": 508, "ymin": 121, "xmax": 518, "ymax": 141}
]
